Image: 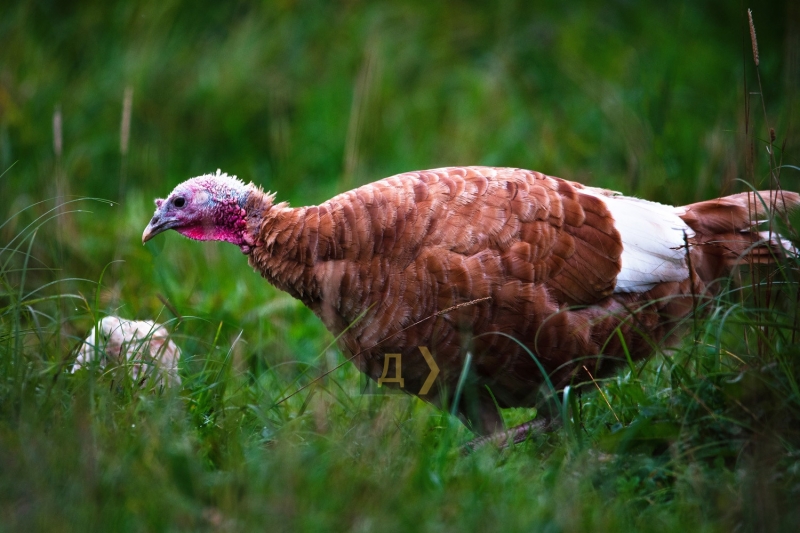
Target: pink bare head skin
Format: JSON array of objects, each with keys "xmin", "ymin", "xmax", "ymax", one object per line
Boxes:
[{"xmin": 142, "ymin": 170, "xmax": 255, "ymax": 252}]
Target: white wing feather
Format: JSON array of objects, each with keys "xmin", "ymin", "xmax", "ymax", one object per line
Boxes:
[{"xmin": 585, "ymin": 190, "xmax": 693, "ymax": 293}]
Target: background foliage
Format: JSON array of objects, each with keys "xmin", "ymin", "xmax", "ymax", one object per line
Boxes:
[{"xmin": 1, "ymin": 1, "xmax": 799, "ymax": 531}]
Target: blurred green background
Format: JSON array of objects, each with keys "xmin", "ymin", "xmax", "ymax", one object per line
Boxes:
[
  {"xmin": 2, "ymin": 1, "xmax": 800, "ymax": 531},
  {"xmin": 2, "ymin": 0, "xmax": 797, "ymax": 208}
]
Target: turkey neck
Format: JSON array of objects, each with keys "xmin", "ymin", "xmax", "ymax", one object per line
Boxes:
[{"xmin": 245, "ymin": 188, "xmax": 329, "ymax": 306}]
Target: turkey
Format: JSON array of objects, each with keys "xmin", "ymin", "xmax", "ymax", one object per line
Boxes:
[
  {"xmin": 142, "ymin": 166, "xmax": 798, "ymax": 443},
  {"xmin": 73, "ymin": 316, "xmax": 182, "ymax": 388}
]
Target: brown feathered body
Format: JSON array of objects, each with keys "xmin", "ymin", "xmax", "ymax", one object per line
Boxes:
[{"xmin": 231, "ymin": 166, "xmax": 798, "ymax": 431}]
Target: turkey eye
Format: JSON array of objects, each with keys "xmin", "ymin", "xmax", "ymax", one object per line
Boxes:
[{"xmin": 173, "ymin": 197, "xmax": 186, "ymax": 208}]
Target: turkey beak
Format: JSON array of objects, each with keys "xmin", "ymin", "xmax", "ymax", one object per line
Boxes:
[
  {"xmin": 142, "ymin": 210, "xmax": 173, "ymax": 244},
  {"xmin": 142, "ymin": 218, "xmax": 163, "ymax": 244},
  {"xmin": 142, "ymin": 221, "xmax": 159, "ymax": 244}
]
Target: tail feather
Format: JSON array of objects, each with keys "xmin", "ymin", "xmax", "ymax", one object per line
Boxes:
[
  {"xmin": 678, "ymin": 190, "xmax": 800, "ymax": 284},
  {"xmin": 755, "ymin": 231, "xmax": 798, "ymax": 258}
]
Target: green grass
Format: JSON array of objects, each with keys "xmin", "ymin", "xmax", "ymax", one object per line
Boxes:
[{"xmin": 2, "ymin": 1, "xmax": 800, "ymax": 531}]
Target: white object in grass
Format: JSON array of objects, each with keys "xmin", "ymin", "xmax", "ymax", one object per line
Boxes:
[{"xmin": 73, "ymin": 316, "xmax": 181, "ymax": 387}]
